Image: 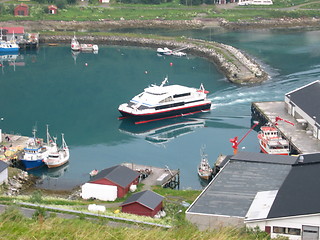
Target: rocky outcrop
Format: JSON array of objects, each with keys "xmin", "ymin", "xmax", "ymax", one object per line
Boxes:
[
  {"xmin": 41, "ymin": 35, "xmax": 268, "ymax": 84},
  {"xmin": 6, "ymin": 169, "xmax": 36, "ymax": 196}
]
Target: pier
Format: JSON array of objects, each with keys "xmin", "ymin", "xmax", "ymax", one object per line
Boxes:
[
  {"xmin": 251, "ymin": 101, "xmax": 320, "ymax": 154},
  {"xmin": 121, "ymin": 163, "xmax": 180, "ymax": 189}
]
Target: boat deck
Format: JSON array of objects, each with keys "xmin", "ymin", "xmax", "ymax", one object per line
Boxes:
[
  {"xmin": 252, "ymin": 101, "xmax": 320, "ymax": 154},
  {"xmin": 121, "ymin": 163, "xmax": 179, "ymax": 190}
]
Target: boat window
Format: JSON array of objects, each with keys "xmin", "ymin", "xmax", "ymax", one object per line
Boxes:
[
  {"xmin": 160, "ymin": 97, "xmax": 173, "ymax": 103},
  {"xmin": 173, "ymin": 93, "xmax": 191, "ymax": 98}
]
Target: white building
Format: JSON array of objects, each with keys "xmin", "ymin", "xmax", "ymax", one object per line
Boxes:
[
  {"xmin": 0, "ymin": 161, "xmax": 8, "ymax": 184},
  {"xmin": 285, "ymin": 80, "xmax": 320, "ymax": 140},
  {"xmin": 245, "ymin": 153, "xmax": 320, "ymax": 240}
]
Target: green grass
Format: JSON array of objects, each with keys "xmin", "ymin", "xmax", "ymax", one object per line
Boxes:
[{"xmin": 0, "ymin": 205, "xmax": 273, "ymax": 240}]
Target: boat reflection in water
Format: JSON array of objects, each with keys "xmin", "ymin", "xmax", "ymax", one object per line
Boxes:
[
  {"xmin": 119, "ymin": 117, "xmax": 206, "ymax": 145},
  {"xmin": 27, "ymin": 162, "xmax": 69, "ymax": 189},
  {"xmin": 0, "ymin": 53, "xmax": 25, "ymax": 73}
]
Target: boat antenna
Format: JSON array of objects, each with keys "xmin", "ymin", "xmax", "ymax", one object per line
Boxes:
[{"xmin": 160, "ymin": 76, "xmax": 168, "ymax": 87}]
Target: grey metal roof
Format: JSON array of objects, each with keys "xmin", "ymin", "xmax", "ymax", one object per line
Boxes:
[
  {"xmin": 286, "ymin": 80, "xmax": 320, "ymax": 123},
  {"xmin": 121, "ymin": 190, "xmax": 164, "ymax": 210},
  {"xmin": 268, "ymin": 161, "xmax": 320, "ymax": 219},
  {"xmin": 90, "ymin": 165, "xmax": 140, "ymax": 188},
  {"xmin": 296, "ymin": 152, "xmax": 320, "ymax": 164},
  {"xmin": 0, "ymin": 161, "xmax": 8, "ymax": 172},
  {"xmin": 187, "ymin": 156, "xmax": 292, "ymax": 217},
  {"xmin": 231, "ymin": 151, "xmax": 298, "ymax": 165}
]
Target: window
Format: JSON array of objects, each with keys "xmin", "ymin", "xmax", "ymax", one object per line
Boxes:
[{"xmin": 273, "ymin": 226, "xmax": 301, "ymax": 236}]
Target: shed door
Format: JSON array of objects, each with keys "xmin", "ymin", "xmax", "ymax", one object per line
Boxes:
[{"xmin": 302, "ymin": 225, "xmax": 319, "ymax": 240}]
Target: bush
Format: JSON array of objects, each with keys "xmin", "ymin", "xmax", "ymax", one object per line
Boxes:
[{"xmin": 29, "ymin": 190, "xmax": 43, "ymax": 203}]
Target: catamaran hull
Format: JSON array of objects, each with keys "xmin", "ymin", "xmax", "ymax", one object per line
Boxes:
[
  {"xmin": 119, "ymin": 103, "xmax": 211, "ymax": 123},
  {"xmin": 21, "ymin": 159, "xmax": 45, "ymax": 170}
]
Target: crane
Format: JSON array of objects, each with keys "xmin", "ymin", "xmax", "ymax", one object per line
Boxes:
[{"xmin": 230, "ymin": 121, "xmax": 259, "ymax": 155}]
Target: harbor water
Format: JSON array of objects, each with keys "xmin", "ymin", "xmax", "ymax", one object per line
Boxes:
[{"xmin": 1, "ymin": 28, "xmax": 320, "ymax": 190}]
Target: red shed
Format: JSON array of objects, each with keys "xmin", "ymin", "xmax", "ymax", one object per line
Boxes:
[
  {"xmin": 14, "ymin": 4, "xmax": 29, "ymax": 16},
  {"xmin": 48, "ymin": 5, "xmax": 58, "ymax": 14},
  {"xmin": 89, "ymin": 165, "xmax": 140, "ymax": 199},
  {"xmin": 121, "ymin": 190, "xmax": 164, "ymax": 217}
]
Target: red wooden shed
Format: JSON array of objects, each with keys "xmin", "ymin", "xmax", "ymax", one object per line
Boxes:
[
  {"xmin": 14, "ymin": 4, "xmax": 29, "ymax": 16},
  {"xmin": 121, "ymin": 190, "xmax": 164, "ymax": 217},
  {"xmin": 89, "ymin": 165, "xmax": 140, "ymax": 199},
  {"xmin": 48, "ymin": 5, "xmax": 58, "ymax": 14}
]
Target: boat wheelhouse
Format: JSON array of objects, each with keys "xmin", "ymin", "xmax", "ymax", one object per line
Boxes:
[
  {"xmin": 118, "ymin": 77, "xmax": 212, "ymax": 124},
  {"xmin": 257, "ymin": 125, "xmax": 290, "ymax": 155},
  {"xmin": 43, "ymin": 133, "xmax": 69, "ymax": 168}
]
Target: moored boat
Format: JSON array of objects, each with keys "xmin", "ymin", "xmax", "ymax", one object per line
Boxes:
[
  {"xmin": 197, "ymin": 148, "xmax": 212, "ymax": 180},
  {"xmin": 118, "ymin": 77, "xmax": 212, "ymax": 124},
  {"xmin": 20, "ymin": 126, "xmax": 53, "ymax": 170},
  {"xmin": 43, "ymin": 133, "xmax": 69, "ymax": 168},
  {"xmin": 257, "ymin": 124, "xmax": 290, "ymax": 155},
  {"xmin": 71, "ymin": 35, "xmax": 80, "ymax": 51}
]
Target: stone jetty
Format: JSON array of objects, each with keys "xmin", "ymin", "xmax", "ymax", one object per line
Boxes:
[{"xmin": 41, "ymin": 34, "xmax": 268, "ymax": 84}]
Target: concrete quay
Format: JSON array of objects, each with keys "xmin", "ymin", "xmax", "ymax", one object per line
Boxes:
[{"xmin": 252, "ymin": 101, "xmax": 320, "ymax": 154}]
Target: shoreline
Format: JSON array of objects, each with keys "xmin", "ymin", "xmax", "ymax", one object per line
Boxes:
[{"xmin": 40, "ymin": 34, "xmax": 268, "ymax": 84}]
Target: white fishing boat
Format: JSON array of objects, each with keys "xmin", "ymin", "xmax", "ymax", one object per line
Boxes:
[
  {"xmin": 118, "ymin": 76, "xmax": 211, "ymax": 124},
  {"xmin": 43, "ymin": 133, "xmax": 69, "ymax": 168},
  {"xmin": 71, "ymin": 35, "xmax": 80, "ymax": 51},
  {"xmin": 71, "ymin": 34, "xmax": 98, "ymax": 52},
  {"xmin": 197, "ymin": 147, "xmax": 212, "ymax": 180}
]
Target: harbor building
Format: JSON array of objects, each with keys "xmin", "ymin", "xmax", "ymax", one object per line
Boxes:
[{"xmin": 185, "ymin": 152, "xmax": 298, "ymax": 230}]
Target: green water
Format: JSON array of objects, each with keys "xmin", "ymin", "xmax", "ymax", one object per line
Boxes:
[{"xmin": 1, "ymin": 28, "xmax": 320, "ymax": 190}]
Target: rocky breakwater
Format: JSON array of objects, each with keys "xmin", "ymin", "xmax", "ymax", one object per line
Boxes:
[
  {"xmin": 41, "ymin": 34, "xmax": 268, "ymax": 84},
  {"xmin": 6, "ymin": 169, "xmax": 35, "ymax": 196}
]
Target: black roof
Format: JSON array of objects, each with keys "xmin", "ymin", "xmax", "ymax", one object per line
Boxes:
[
  {"xmin": 0, "ymin": 161, "xmax": 8, "ymax": 172},
  {"xmin": 231, "ymin": 151, "xmax": 298, "ymax": 165},
  {"xmin": 286, "ymin": 80, "xmax": 320, "ymax": 122},
  {"xmin": 121, "ymin": 190, "xmax": 164, "ymax": 210},
  {"xmin": 295, "ymin": 152, "xmax": 320, "ymax": 165},
  {"xmin": 187, "ymin": 153, "xmax": 293, "ymax": 217},
  {"xmin": 268, "ymin": 161, "xmax": 320, "ymax": 219},
  {"xmin": 90, "ymin": 165, "xmax": 140, "ymax": 188}
]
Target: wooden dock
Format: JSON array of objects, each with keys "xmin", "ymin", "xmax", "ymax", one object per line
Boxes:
[
  {"xmin": 251, "ymin": 101, "xmax": 320, "ymax": 154},
  {"xmin": 121, "ymin": 163, "xmax": 180, "ymax": 189}
]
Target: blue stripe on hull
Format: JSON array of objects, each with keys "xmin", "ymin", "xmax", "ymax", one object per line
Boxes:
[
  {"xmin": 0, "ymin": 48, "xmax": 19, "ymax": 52},
  {"xmin": 20, "ymin": 159, "xmax": 45, "ymax": 170}
]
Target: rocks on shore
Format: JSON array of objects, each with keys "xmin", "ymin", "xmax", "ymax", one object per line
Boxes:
[
  {"xmin": 6, "ymin": 169, "xmax": 35, "ymax": 196},
  {"xmin": 41, "ymin": 34, "xmax": 268, "ymax": 84}
]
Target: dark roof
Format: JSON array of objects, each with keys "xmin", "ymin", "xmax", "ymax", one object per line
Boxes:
[
  {"xmin": 268, "ymin": 161, "xmax": 320, "ymax": 219},
  {"xmin": 286, "ymin": 80, "xmax": 320, "ymax": 123},
  {"xmin": 231, "ymin": 151, "xmax": 298, "ymax": 165},
  {"xmin": 187, "ymin": 155, "xmax": 292, "ymax": 217},
  {"xmin": 121, "ymin": 190, "xmax": 164, "ymax": 210},
  {"xmin": 295, "ymin": 152, "xmax": 320, "ymax": 165},
  {"xmin": 0, "ymin": 161, "xmax": 8, "ymax": 172},
  {"xmin": 90, "ymin": 165, "xmax": 140, "ymax": 188}
]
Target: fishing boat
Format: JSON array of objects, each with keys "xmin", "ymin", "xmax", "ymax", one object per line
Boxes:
[
  {"xmin": 257, "ymin": 124, "xmax": 290, "ymax": 155},
  {"xmin": 197, "ymin": 148, "xmax": 212, "ymax": 180},
  {"xmin": 118, "ymin": 77, "xmax": 211, "ymax": 124},
  {"xmin": 43, "ymin": 133, "xmax": 69, "ymax": 168},
  {"xmin": 71, "ymin": 35, "xmax": 80, "ymax": 51},
  {"xmin": 0, "ymin": 30, "xmax": 19, "ymax": 53},
  {"xmin": 71, "ymin": 35, "xmax": 98, "ymax": 52},
  {"xmin": 20, "ymin": 127, "xmax": 53, "ymax": 170}
]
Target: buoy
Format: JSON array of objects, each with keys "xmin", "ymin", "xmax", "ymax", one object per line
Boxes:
[
  {"xmin": 170, "ymin": 62, "xmax": 173, "ymax": 66},
  {"xmin": 85, "ymin": 63, "xmax": 88, "ymax": 66},
  {"xmin": 145, "ymin": 71, "xmax": 148, "ymax": 74}
]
